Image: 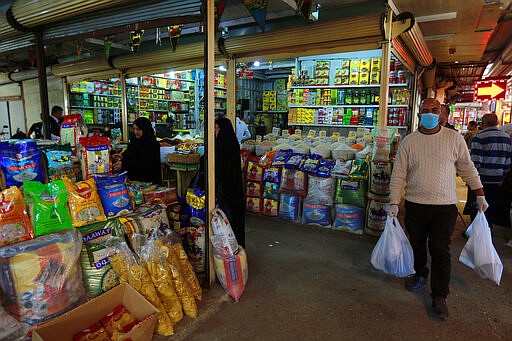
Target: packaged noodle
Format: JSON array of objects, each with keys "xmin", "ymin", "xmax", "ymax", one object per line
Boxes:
[
  {"xmin": 110, "ymin": 243, "xmax": 173, "ymax": 336},
  {"xmin": 0, "ymin": 140, "xmax": 44, "ymax": 188},
  {"xmin": 23, "ymin": 180, "xmax": 73, "ymax": 237},
  {"xmin": 0, "ymin": 229, "xmax": 85, "ymax": 324},
  {"xmin": 168, "ymin": 242, "xmax": 202, "ymax": 301},
  {"xmin": 63, "ymin": 177, "xmax": 106, "ymax": 227},
  {"xmin": 141, "ymin": 240, "xmax": 183, "ymax": 324},
  {"xmin": 79, "ymin": 219, "xmax": 125, "ymax": 297},
  {"xmin": 80, "ymin": 136, "xmax": 111, "ymax": 179},
  {"xmin": 74, "ymin": 323, "xmax": 110, "ymax": 341},
  {"xmin": 0, "ymin": 186, "xmax": 34, "ymax": 246}
]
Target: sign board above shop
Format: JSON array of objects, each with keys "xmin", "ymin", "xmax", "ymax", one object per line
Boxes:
[
  {"xmin": 237, "ymin": 67, "xmax": 254, "ymax": 80},
  {"xmin": 474, "ymin": 79, "xmax": 507, "ymax": 101}
]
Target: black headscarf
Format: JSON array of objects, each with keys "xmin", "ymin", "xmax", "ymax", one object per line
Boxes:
[
  {"xmin": 214, "ymin": 117, "xmax": 245, "ymax": 247},
  {"xmin": 122, "ymin": 117, "xmax": 162, "ymax": 184}
]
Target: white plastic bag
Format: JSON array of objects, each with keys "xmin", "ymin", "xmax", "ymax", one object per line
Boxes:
[
  {"xmin": 210, "ymin": 208, "xmax": 239, "ymax": 257},
  {"xmin": 459, "ymin": 212, "xmax": 503, "ymax": 285},
  {"xmin": 370, "ymin": 216, "xmax": 415, "ymax": 278}
]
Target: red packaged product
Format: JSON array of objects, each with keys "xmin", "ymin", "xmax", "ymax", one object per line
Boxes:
[
  {"xmin": 74, "ymin": 323, "xmax": 110, "ymax": 341},
  {"xmin": 100, "ymin": 305, "xmax": 138, "ymax": 337}
]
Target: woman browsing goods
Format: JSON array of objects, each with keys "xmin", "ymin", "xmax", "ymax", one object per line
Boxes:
[{"xmin": 113, "ymin": 117, "xmax": 162, "ymax": 184}]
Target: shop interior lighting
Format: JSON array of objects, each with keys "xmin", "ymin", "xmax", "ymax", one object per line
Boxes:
[
  {"xmin": 416, "ymin": 12, "xmax": 457, "ymax": 23},
  {"xmin": 253, "ymin": 60, "xmax": 260, "ymax": 67},
  {"xmin": 482, "ymin": 63, "xmax": 494, "ymax": 78},
  {"xmin": 218, "ymin": 65, "xmax": 227, "ymax": 71},
  {"xmin": 310, "ymin": 3, "xmax": 321, "ymax": 22}
]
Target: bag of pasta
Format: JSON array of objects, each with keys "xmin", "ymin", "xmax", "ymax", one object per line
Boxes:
[
  {"xmin": 110, "ymin": 242, "xmax": 174, "ymax": 336},
  {"xmin": 139, "ymin": 238, "xmax": 185, "ymax": 324},
  {"xmin": 63, "ymin": 177, "xmax": 106, "ymax": 227}
]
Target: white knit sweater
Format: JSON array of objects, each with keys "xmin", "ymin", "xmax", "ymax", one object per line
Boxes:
[{"xmin": 390, "ymin": 127, "xmax": 482, "ymax": 205}]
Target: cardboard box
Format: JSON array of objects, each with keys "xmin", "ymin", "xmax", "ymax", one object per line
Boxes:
[{"xmin": 33, "ymin": 283, "xmax": 158, "ymax": 341}]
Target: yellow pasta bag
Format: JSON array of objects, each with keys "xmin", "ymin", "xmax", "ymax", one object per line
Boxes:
[
  {"xmin": 169, "ymin": 243, "xmax": 202, "ymax": 301},
  {"xmin": 143, "ymin": 240, "xmax": 183, "ymax": 325},
  {"xmin": 110, "ymin": 243, "xmax": 174, "ymax": 336},
  {"xmin": 63, "ymin": 177, "xmax": 106, "ymax": 227}
]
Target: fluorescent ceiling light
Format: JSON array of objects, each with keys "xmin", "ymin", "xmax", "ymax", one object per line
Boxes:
[
  {"xmin": 416, "ymin": 12, "xmax": 457, "ymax": 23},
  {"xmin": 483, "ymin": 63, "xmax": 493, "ymax": 78},
  {"xmin": 424, "ymin": 33, "xmax": 456, "ymax": 41}
]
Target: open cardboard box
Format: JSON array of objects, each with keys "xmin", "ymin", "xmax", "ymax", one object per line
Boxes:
[{"xmin": 32, "ymin": 283, "xmax": 158, "ymax": 341}]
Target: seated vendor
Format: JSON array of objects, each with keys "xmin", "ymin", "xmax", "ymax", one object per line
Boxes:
[{"xmin": 113, "ymin": 117, "xmax": 162, "ymax": 184}]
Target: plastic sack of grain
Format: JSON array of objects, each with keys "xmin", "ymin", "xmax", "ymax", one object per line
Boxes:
[
  {"xmin": 213, "ymin": 247, "xmax": 248, "ymax": 302},
  {"xmin": 246, "ymin": 197, "xmax": 262, "ymax": 213},
  {"xmin": 301, "ymin": 202, "xmax": 332, "ymax": 227},
  {"xmin": 79, "ymin": 136, "xmax": 111, "ymax": 179},
  {"xmin": 334, "ymin": 178, "xmax": 367, "ymax": 208},
  {"xmin": 0, "ymin": 141, "xmax": 44, "ymax": 188},
  {"xmin": 63, "ymin": 177, "xmax": 106, "ymax": 227},
  {"xmin": 263, "ymin": 182, "xmax": 280, "ymax": 201},
  {"xmin": 246, "ymin": 158, "xmax": 263, "ymax": 182},
  {"xmin": 365, "ymin": 198, "xmax": 390, "ymax": 236},
  {"xmin": 279, "ymin": 168, "xmax": 307, "ymax": 197},
  {"xmin": 0, "ymin": 229, "xmax": 84, "ymax": 325},
  {"xmin": 332, "ymin": 160, "xmax": 352, "ymax": 178},
  {"xmin": 0, "ymin": 186, "xmax": 34, "ymax": 247},
  {"xmin": 279, "ymin": 194, "xmax": 301, "ymax": 223},
  {"xmin": 93, "ymin": 172, "xmax": 132, "ymax": 218},
  {"xmin": 263, "ymin": 198, "xmax": 279, "ymax": 216},
  {"xmin": 311, "ymin": 144, "xmax": 331, "ymax": 159},
  {"xmin": 332, "ymin": 144, "xmax": 356, "ymax": 161},
  {"xmin": 79, "ymin": 219, "xmax": 125, "ymax": 297},
  {"xmin": 305, "ymin": 176, "xmax": 335, "ymax": 206},
  {"xmin": 332, "ymin": 204, "xmax": 364, "ymax": 234},
  {"xmin": 369, "ymin": 161, "xmax": 393, "ymax": 196},
  {"xmin": 293, "ymin": 142, "xmax": 310, "ymax": 155},
  {"xmin": 271, "ymin": 149, "xmax": 293, "ymax": 167}
]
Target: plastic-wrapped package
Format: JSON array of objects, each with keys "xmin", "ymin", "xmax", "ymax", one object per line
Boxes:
[
  {"xmin": 213, "ymin": 247, "xmax": 248, "ymax": 302},
  {"xmin": 263, "ymin": 198, "xmax": 279, "ymax": 216},
  {"xmin": 246, "ymin": 181, "xmax": 262, "ymax": 197},
  {"xmin": 372, "ymin": 127, "xmax": 395, "ymax": 161},
  {"xmin": 301, "ymin": 203, "xmax": 332, "ymax": 227},
  {"xmin": 240, "ymin": 149, "xmax": 250, "ymax": 174},
  {"xmin": 278, "ymin": 194, "xmax": 302, "ymax": 223},
  {"xmin": 263, "ymin": 167, "xmax": 281, "ymax": 184},
  {"xmin": 332, "ymin": 204, "xmax": 364, "ymax": 234},
  {"xmin": 300, "ymin": 154, "xmax": 322, "ymax": 175},
  {"xmin": 0, "ymin": 302, "xmax": 26, "ymax": 341},
  {"xmin": 246, "ymin": 159, "xmax": 263, "ymax": 182},
  {"xmin": 365, "ymin": 199, "xmax": 390, "ymax": 236},
  {"xmin": 60, "ymin": 114, "xmax": 88, "ymax": 154},
  {"xmin": 40, "ymin": 144, "xmax": 75, "ymax": 182},
  {"xmin": 278, "ymin": 168, "xmax": 308, "ymax": 197},
  {"xmin": 0, "ymin": 186, "xmax": 34, "ymax": 246},
  {"xmin": 246, "ymin": 197, "xmax": 262, "ymax": 213},
  {"xmin": 349, "ymin": 159, "xmax": 369, "ymax": 179},
  {"xmin": 184, "ymin": 188, "xmax": 207, "ymax": 274},
  {"xmin": 210, "ymin": 208, "xmax": 239, "ymax": 256},
  {"xmin": 23, "ymin": 180, "xmax": 73, "ymax": 237},
  {"xmin": 0, "ymin": 141, "xmax": 44, "ymax": 188},
  {"xmin": 305, "ymin": 176, "xmax": 335, "ymax": 206},
  {"xmin": 259, "ymin": 150, "xmax": 278, "ymax": 169},
  {"xmin": 332, "ymin": 159, "xmax": 352, "ymax": 178},
  {"xmin": 262, "ymin": 182, "xmax": 279, "ymax": 201},
  {"xmin": 93, "ymin": 172, "xmax": 132, "ymax": 218},
  {"xmin": 369, "ymin": 161, "xmax": 393, "ymax": 196},
  {"xmin": 99, "ymin": 305, "xmax": 138, "ymax": 339},
  {"xmin": 79, "ymin": 136, "xmax": 111, "ymax": 179},
  {"xmin": 316, "ymin": 159, "xmax": 335, "ymax": 178},
  {"xmin": 167, "ymin": 241, "xmax": 202, "ymax": 301},
  {"xmin": 135, "ymin": 204, "xmax": 171, "ymax": 236},
  {"xmin": 79, "ymin": 219, "xmax": 125, "ymax": 297},
  {"xmin": 142, "ymin": 187, "xmax": 178, "ymax": 206},
  {"xmin": 0, "ymin": 229, "xmax": 85, "ymax": 324},
  {"xmin": 284, "ymin": 153, "xmax": 306, "ymax": 169},
  {"xmin": 63, "ymin": 177, "xmax": 106, "ymax": 227},
  {"xmin": 110, "ymin": 242, "xmax": 174, "ymax": 336},
  {"xmin": 271, "ymin": 149, "xmax": 293, "ymax": 167},
  {"xmin": 334, "ymin": 178, "xmax": 367, "ymax": 208}
]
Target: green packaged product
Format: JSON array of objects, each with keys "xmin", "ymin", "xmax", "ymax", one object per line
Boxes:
[
  {"xmin": 79, "ymin": 219, "xmax": 126, "ymax": 297},
  {"xmin": 23, "ymin": 180, "xmax": 73, "ymax": 236},
  {"xmin": 334, "ymin": 178, "xmax": 367, "ymax": 208}
]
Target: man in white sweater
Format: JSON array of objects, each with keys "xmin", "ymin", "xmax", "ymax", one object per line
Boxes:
[{"xmin": 388, "ymin": 98, "xmax": 488, "ymax": 320}]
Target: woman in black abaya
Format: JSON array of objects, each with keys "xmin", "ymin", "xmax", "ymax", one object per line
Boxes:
[
  {"xmin": 214, "ymin": 117, "xmax": 246, "ymax": 248},
  {"xmin": 113, "ymin": 117, "xmax": 162, "ymax": 184}
]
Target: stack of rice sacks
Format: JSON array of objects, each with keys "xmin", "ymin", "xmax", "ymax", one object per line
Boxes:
[
  {"xmin": 277, "ymin": 150, "xmax": 309, "ymax": 223},
  {"xmin": 245, "ymin": 156, "xmax": 264, "ymax": 214},
  {"xmin": 364, "ymin": 127, "xmax": 395, "ymax": 236}
]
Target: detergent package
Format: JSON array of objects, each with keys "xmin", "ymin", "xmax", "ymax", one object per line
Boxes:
[
  {"xmin": 23, "ymin": 180, "xmax": 74, "ymax": 237},
  {"xmin": 93, "ymin": 172, "xmax": 132, "ymax": 218},
  {"xmin": 80, "ymin": 136, "xmax": 111, "ymax": 179},
  {"xmin": 0, "ymin": 186, "xmax": 34, "ymax": 246},
  {"xmin": 63, "ymin": 177, "xmax": 106, "ymax": 227},
  {"xmin": 0, "ymin": 141, "xmax": 44, "ymax": 188},
  {"xmin": 40, "ymin": 144, "xmax": 75, "ymax": 182},
  {"xmin": 0, "ymin": 229, "xmax": 85, "ymax": 324}
]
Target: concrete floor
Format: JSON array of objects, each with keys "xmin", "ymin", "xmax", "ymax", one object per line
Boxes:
[{"xmin": 165, "ymin": 179, "xmax": 512, "ymax": 340}]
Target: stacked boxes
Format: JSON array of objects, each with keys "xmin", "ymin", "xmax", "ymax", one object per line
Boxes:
[
  {"xmin": 263, "ymin": 91, "xmax": 277, "ymax": 111},
  {"xmin": 371, "ymin": 57, "xmax": 381, "ymax": 84},
  {"xmin": 314, "ymin": 61, "xmax": 330, "ymax": 85}
]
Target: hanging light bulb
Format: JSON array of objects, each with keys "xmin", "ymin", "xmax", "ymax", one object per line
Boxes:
[{"xmin": 253, "ymin": 60, "xmax": 260, "ymax": 67}]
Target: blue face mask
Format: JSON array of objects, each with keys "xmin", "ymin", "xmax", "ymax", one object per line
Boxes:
[{"xmin": 420, "ymin": 113, "xmax": 439, "ymax": 129}]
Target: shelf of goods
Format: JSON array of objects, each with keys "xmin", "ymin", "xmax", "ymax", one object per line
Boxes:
[
  {"xmin": 69, "ymin": 80, "xmax": 122, "ymax": 125},
  {"xmin": 288, "ymin": 53, "xmax": 411, "ymax": 128}
]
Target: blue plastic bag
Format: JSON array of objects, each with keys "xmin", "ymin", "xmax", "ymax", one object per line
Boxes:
[{"xmin": 370, "ymin": 216, "xmax": 415, "ymax": 278}]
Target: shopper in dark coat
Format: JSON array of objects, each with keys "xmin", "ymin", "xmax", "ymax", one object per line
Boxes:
[
  {"xmin": 215, "ymin": 117, "xmax": 246, "ymax": 248},
  {"xmin": 113, "ymin": 117, "xmax": 162, "ymax": 184}
]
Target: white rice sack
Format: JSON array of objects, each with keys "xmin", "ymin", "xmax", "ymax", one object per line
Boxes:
[{"xmin": 305, "ymin": 176, "xmax": 335, "ymax": 206}]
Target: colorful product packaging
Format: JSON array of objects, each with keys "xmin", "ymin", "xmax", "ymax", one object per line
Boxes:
[
  {"xmin": 0, "ymin": 141, "xmax": 44, "ymax": 188},
  {"xmin": 63, "ymin": 177, "xmax": 106, "ymax": 227},
  {"xmin": 0, "ymin": 186, "xmax": 34, "ymax": 246}
]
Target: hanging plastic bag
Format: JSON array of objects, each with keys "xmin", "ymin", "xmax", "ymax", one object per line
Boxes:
[
  {"xmin": 211, "ymin": 207, "xmax": 239, "ymax": 256},
  {"xmin": 370, "ymin": 216, "xmax": 415, "ymax": 278},
  {"xmin": 459, "ymin": 212, "xmax": 503, "ymax": 285}
]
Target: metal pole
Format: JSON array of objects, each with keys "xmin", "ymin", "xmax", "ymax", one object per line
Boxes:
[
  {"xmin": 205, "ymin": 0, "xmax": 216, "ymax": 286},
  {"xmin": 120, "ymin": 74, "xmax": 129, "ymax": 142},
  {"xmin": 34, "ymin": 30, "xmax": 51, "ymax": 139},
  {"xmin": 6, "ymin": 102, "xmax": 12, "ymax": 136},
  {"xmin": 378, "ymin": 9, "xmax": 393, "ymax": 128}
]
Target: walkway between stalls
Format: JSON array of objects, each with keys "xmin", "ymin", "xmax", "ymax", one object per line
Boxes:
[{"xmin": 160, "ymin": 178, "xmax": 512, "ymax": 340}]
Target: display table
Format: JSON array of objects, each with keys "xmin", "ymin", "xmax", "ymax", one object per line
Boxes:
[{"xmin": 167, "ymin": 153, "xmax": 201, "ymax": 196}]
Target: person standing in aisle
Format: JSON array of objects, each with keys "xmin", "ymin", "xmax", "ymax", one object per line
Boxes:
[
  {"xmin": 50, "ymin": 106, "xmax": 63, "ymax": 140},
  {"xmin": 464, "ymin": 121, "xmax": 479, "ymax": 149},
  {"xmin": 235, "ymin": 116, "xmax": 251, "ymax": 144},
  {"xmin": 469, "ymin": 113, "xmax": 512, "ymax": 226},
  {"xmin": 388, "ymin": 98, "xmax": 487, "ymax": 320},
  {"xmin": 113, "ymin": 117, "xmax": 162, "ymax": 184},
  {"xmin": 215, "ymin": 117, "xmax": 245, "ymax": 248},
  {"xmin": 439, "ymin": 104, "xmax": 457, "ymax": 131}
]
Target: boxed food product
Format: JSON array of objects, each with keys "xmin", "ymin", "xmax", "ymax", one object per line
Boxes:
[
  {"xmin": 359, "ymin": 72, "xmax": 369, "ymax": 85},
  {"xmin": 360, "ymin": 59, "xmax": 370, "ymax": 72},
  {"xmin": 371, "ymin": 57, "xmax": 381, "ymax": 71},
  {"xmin": 349, "ymin": 72, "xmax": 359, "ymax": 85},
  {"xmin": 32, "ymin": 283, "xmax": 158, "ymax": 341}
]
